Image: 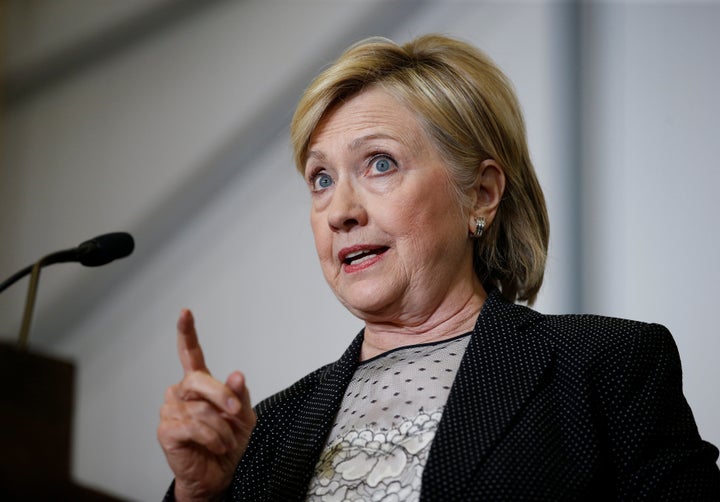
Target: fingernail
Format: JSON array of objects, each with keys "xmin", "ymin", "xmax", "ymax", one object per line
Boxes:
[{"xmin": 227, "ymin": 398, "xmax": 240, "ymax": 414}]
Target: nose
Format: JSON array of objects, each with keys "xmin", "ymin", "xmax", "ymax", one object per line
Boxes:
[{"xmin": 327, "ymin": 178, "xmax": 368, "ymax": 232}]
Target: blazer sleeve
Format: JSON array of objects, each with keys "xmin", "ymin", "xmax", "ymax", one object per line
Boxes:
[{"xmin": 593, "ymin": 322, "xmax": 719, "ymax": 499}]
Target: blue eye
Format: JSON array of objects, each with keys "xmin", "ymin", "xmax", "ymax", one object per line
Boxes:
[
  {"xmin": 371, "ymin": 156, "xmax": 395, "ymax": 174},
  {"xmin": 312, "ymin": 172, "xmax": 333, "ymax": 191}
]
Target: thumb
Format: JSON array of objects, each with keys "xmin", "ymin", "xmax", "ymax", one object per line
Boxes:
[{"xmin": 226, "ymin": 371, "xmax": 252, "ymax": 412}]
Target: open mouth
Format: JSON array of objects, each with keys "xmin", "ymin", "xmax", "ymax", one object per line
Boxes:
[{"xmin": 341, "ymin": 246, "xmax": 389, "ymax": 266}]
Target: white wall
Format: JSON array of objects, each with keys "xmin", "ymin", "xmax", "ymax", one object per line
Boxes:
[{"xmin": 1, "ymin": 2, "xmax": 718, "ymax": 500}]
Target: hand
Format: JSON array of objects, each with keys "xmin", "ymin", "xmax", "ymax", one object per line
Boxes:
[{"xmin": 157, "ymin": 309, "xmax": 256, "ymax": 501}]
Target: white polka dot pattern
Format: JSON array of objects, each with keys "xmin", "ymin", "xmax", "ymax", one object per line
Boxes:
[{"xmin": 164, "ymin": 289, "xmax": 720, "ymax": 501}]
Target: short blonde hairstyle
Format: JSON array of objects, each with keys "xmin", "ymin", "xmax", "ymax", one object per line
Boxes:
[{"xmin": 291, "ymin": 34, "xmax": 549, "ymax": 304}]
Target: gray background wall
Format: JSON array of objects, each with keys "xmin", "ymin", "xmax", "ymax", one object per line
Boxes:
[{"xmin": 1, "ymin": 1, "xmax": 718, "ymax": 500}]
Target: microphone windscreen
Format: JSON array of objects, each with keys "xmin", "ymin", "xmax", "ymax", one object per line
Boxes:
[{"xmin": 77, "ymin": 232, "xmax": 135, "ymax": 267}]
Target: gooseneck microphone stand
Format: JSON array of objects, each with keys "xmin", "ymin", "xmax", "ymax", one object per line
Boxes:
[
  {"xmin": 18, "ymin": 261, "xmax": 42, "ymax": 350},
  {"xmin": 1, "ymin": 247, "xmax": 82, "ymax": 350},
  {"xmin": 0, "ymin": 232, "xmax": 134, "ymax": 349}
]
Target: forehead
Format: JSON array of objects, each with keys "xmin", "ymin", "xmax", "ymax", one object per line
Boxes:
[{"xmin": 308, "ymin": 87, "xmax": 428, "ymax": 154}]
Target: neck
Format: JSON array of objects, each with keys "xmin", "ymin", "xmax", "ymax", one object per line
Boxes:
[{"xmin": 360, "ymin": 284, "xmax": 487, "ymax": 361}]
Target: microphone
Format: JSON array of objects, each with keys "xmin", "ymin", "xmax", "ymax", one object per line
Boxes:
[
  {"xmin": 0, "ymin": 232, "xmax": 135, "ymax": 349},
  {"xmin": 0, "ymin": 232, "xmax": 134, "ymax": 294},
  {"xmin": 45, "ymin": 232, "xmax": 135, "ymax": 268},
  {"xmin": 77, "ymin": 232, "xmax": 135, "ymax": 266}
]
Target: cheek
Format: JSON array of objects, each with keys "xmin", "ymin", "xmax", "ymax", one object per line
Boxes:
[
  {"xmin": 394, "ymin": 192, "xmax": 466, "ymax": 252},
  {"xmin": 393, "ymin": 188, "xmax": 453, "ymax": 231},
  {"xmin": 382, "ymin": 204, "xmax": 432, "ymax": 262}
]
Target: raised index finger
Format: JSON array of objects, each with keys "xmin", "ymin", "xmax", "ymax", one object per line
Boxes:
[{"xmin": 177, "ymin": 308, "xmax": 210, "ymax": 375}]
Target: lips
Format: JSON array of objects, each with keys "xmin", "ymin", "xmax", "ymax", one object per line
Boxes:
[{"xmin": 338, "ymin": 245, "xmax": 389, "ymax": 268}]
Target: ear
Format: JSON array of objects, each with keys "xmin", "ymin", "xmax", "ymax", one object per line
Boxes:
[{"xmin": 467, "ymin": 159, "xmax": 506, "ymax": 232}]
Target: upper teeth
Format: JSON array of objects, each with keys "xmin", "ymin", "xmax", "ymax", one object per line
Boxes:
[{"xmin": 346, "ymin": 250, "xmax": 368, "ymax": 260}]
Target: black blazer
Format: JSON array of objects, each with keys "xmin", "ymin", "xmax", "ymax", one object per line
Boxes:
[{"xmin": 210, "ymin": 290, "xmax": 720, "ymax": 500}]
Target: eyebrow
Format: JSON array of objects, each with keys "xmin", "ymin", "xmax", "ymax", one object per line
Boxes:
[
  {"xmin": 307, "ymin": 133, "xmax": 400, "ymax": 162},
  {"xmin": 307, "ymin": 150, "xmax": 326, "ymax": 162},
  {"xmin": 349, "ymin": 133, "xmax": 399, "ymax": 150}
]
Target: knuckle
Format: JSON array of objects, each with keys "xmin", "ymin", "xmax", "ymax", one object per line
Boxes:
[
  {"xmin": 159, "ymin": 402, "xmax": 169, "ymax": 419},
  {"xmin": 180, "ymin": 371, "xmax": 208, "ymax": 394},
  {"xmin": 195, "ymin": 423, "xmax": 218, "ymax": 446},
  {"xmin": 188, "ymin": 399, "xmax": 214, "ymax": 416},
  {"xmin": 164, "ymin": 385, "xmax": 177, "ymax": 402}
]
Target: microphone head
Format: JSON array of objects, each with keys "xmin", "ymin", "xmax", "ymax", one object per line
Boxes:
[{"xmin": 77, "ymin": 232, "xmax": 135, "ymax": 267}]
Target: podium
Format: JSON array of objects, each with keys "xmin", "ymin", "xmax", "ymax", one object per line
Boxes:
[{"xmin": 0, "ymin": 343, "xmax": 125, "ymax": 501}]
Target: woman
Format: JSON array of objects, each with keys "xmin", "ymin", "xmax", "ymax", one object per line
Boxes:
[{"xmin": 158, "ymin": 34, "xmax": 719, "ymax": 500}]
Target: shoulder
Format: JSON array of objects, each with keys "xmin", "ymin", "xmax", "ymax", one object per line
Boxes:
[
  {"xmin": 502, "ymin": 298, "xmax": 679, "ymax": 371},
  {"xmin": 541, "ymin": 312, "xmax": 673, "ymax": 354},
  {"xmin": 520, "ymin": 307, "xmax": 687, "ymax": 414},
  {"xmin": 481, "ymin": 295, "xmax": 684, "ymax": 393}
]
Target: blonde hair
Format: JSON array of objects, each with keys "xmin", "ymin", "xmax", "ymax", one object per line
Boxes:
[{"xmin": 291, "ymin": 34, "xmax": 549, "ymax": 304}]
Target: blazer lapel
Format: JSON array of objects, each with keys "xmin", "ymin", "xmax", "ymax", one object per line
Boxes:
[
  {"xmin": 421, "ymin": 290, "xmax": 555, "ymax": 500},
  {"xmin": 268, "ymin": 331, "xmax": 364, "ymax": 500}
]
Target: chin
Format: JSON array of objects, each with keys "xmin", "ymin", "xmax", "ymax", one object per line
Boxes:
[
  {"xmin": 335, "ymin": 288, "xmax": 395, "ymax": 321},
  {"xmin": 328, "ymin": 271, "xmax": 405, "ymax": 316}
]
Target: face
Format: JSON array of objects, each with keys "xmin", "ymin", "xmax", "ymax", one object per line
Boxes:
[{"xmin": 304, "ymin": 87, "xmax": 479, "ymax": 324}]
